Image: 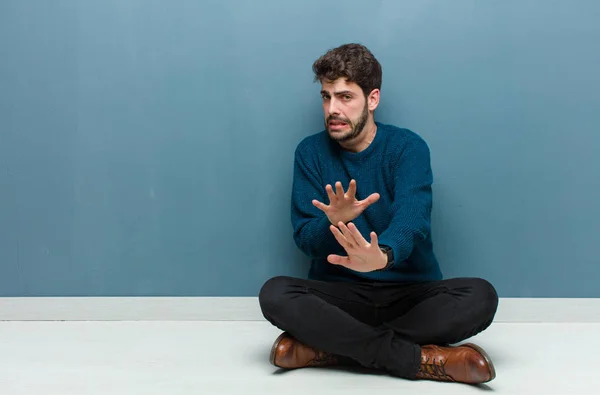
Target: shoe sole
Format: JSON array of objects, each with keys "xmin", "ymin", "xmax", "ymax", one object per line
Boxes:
[
  {"xmin": 269, "ymin": 332, "xmax": 289, "ymax": 367},
  {"xmin": 461, "ymin": 343, "xmax": 496, "ymax": 382}
]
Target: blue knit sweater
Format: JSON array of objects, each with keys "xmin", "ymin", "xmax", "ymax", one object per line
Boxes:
[{"xmin": 291, "ymin": 122, "xmax": 443, "ymax": 283}]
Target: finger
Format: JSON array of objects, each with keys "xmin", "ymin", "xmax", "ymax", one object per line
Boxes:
[
  {"xmin": 346, "ymin": 179, "xmax": 357, "ymax": 199},
  {"xmin": 335, "ymin": 181, "xmax": 345, "ymax": 198},
  {"xmin": 370, "ymin": 231, "xmax": 379, "ymax": 248},
  {"xmin": 312, "ymin": 199, "xmax": 328, "ymax": 211},
  {"xmin": 330, "ymin": 225, "xmax": 351, "ymax": 249},
  {"xmin": 360, "ymin": 192, "xmax": 380, "ymax": 207},
  {"xmin": 346, "ymin": 222, "xmax": 368, "ymax": 247},
  {"xmin": 337, "ymin": 221, "xmax": 358, "ymax": 247},
  {"xmin": 325, "ymin": 184, "xmax": 337, "ymax": 204}
]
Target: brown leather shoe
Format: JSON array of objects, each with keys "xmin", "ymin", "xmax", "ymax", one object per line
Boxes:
[
  {"xmin": 269, "ymin": 332, "xmax": 338, "ymax": 369},
  {"xmin": 416, "ymin": 343, "xmax": 496, "ymax": 384}
]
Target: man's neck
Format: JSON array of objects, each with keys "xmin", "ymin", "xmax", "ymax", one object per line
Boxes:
[{"xmin": 339, "ymin": 120, "xmax": 378, "ymax": 153}]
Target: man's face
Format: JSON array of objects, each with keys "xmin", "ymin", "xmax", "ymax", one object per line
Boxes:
[{"xmin": 320, "ymin": 78, "xmax": 369, "ymax": 142}]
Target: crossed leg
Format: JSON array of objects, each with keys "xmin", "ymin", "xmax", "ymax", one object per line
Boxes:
[{"xmin": 259, "ymin": 276, "xmax": 498, "ymax": 380}]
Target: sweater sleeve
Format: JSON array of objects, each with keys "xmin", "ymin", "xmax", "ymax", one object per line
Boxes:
[
  {"xmin": 377, "ymin": 136, "xmax": 433, "ymax": 267},
  {"xmin": 290, "ymin": 143, "xmax": 342, "ymax": 259}
]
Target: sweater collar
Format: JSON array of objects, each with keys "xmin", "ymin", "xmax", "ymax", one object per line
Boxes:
[{"xmin": 339, "ymin": 122, "xmax": 384, "ymax": 161}]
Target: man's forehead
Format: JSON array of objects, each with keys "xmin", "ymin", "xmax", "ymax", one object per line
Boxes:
[{"xmin": 320, "ymin": 78, "xmax": 361, "ymax": 93}]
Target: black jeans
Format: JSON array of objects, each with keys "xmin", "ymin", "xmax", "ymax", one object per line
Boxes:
[{"xmin": 259, "ymin": 276, "xmax": 498, "ymax": 379}]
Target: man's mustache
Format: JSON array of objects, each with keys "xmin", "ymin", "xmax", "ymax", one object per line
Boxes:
[{"xmin": 326, "ymin": 116, "xmax": 351, "ymax": 124}]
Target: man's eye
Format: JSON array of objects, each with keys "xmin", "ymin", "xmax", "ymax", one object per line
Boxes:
[{"xmin": 344, "ymin": 95, "xmax": 352, "ymax": 100}]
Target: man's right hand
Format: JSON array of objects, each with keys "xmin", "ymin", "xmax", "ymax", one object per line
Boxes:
[{"xmin": 312, "ymin": 179, "xmax": 380, "ymax": 225}]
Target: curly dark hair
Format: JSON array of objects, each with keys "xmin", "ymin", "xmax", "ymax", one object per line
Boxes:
[{"xmin": 312, "ymin": 43, "xmax": 382, "ymax": 97}]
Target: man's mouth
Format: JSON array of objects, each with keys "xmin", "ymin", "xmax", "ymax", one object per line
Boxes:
[{"xmin": 328, "ymin": 120, "xmax": 349, "ymax": 131}]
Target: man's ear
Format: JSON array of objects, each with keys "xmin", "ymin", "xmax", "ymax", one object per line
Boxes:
[{"xmin": 367, "ymin": 89, "xmax": 380, "ymax": 111}]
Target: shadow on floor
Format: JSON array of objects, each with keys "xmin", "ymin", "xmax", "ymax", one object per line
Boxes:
[{"xmin": 271, "ymin": 365, "xmax": 497, "ymax": 391}]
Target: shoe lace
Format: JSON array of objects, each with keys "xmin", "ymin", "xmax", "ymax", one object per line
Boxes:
[
  {"xmin": 420, "ymin": 356, "xmax": 454, "ymax": 381},
  {"xmin": 309, "ymin": 350, "xmax": 338, "ymax": 366}
]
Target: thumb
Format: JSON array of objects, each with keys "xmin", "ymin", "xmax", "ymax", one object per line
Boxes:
[
  {"xmin": 360, "ymin": 193, "xmax": 380, "ymax": 206},
  {"xmin": 312, "ymin": 199, "xmax": 328, "ymax": 212}
]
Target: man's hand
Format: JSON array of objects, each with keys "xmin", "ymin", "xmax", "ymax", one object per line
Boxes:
[
  {"xmin": 312, "ymin": 180, "xmax": 380, "ymax": 225},
  {"xmin": 327, "ymin": 221, "xmax": 387, "ymax": 273}
]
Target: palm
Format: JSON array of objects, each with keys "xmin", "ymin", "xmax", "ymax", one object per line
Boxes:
[
  {"xmin": 327, "ymin": 222, "xmax": 386, "ymax": 273},
  {"xmin": 345, "ymin": 252, "xmax": 371, "ymax": 267},
  {"xmin": 327, "ymin": 200, "xmax": 364, "ymax": 222},
  {"xmin": 312, "ymin": 180, "xmax": 380, "ymax": 225}
]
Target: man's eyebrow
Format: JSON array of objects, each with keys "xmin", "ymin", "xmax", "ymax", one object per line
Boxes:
[{"xmin": 320, "ymin": 90, "xmax": 354, "ymax": 96}]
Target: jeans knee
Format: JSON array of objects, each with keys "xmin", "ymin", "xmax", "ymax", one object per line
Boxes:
[
  {"xmin": 471, "ymin": 278, "xmax": 499, "ymax": 322},
  {"xmin": 258, "ymin": 276, "xmax": 292, "ymax": 317}
]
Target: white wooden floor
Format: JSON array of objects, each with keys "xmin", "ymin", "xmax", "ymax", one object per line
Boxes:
[{"xmin": 0, "ymin": 320, "xmax": 598, "ymax": 394}]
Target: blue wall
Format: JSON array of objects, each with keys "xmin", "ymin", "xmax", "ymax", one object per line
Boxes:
[{"xmin": 1, "ymin": 1, "xmax": 599, "ymax": 297}]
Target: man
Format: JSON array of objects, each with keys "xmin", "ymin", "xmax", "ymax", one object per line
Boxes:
[{"xmin": 259, "ymin": 43, "xmax": 499, "ymax": 384}]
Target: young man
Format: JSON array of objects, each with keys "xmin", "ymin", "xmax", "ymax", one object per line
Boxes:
[{"xmin": 259, "ymin": 43, "xmax": 499, "ymax": 384}]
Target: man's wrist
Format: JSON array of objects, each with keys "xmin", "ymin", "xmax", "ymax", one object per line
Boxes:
[
  {"xmin": 376, "ymin": 245, "xmax": 394, "ymax": 271},
  {"xmin": 328, "ymin": 216, "xmax": 353, "ymax": 227}
]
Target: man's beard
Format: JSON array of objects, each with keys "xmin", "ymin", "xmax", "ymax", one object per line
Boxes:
[{"xmin": 325, "ymin": 103, "xmax": 369, "ymax": 143}]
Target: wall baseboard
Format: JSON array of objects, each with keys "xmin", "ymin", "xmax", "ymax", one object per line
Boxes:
[{"xmin": 0, "ymin": 297, "xmax": 599, "ymax": 322}]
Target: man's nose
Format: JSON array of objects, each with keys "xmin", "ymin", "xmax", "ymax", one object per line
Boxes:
[{"xmin": 327, "ymin": 98, "xmax": 340, "ymax": 116}]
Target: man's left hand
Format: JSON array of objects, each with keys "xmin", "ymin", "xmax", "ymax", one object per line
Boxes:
[{"xmin": 327, "ymin": 222, "xmax": 387, "ymax": 272}]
